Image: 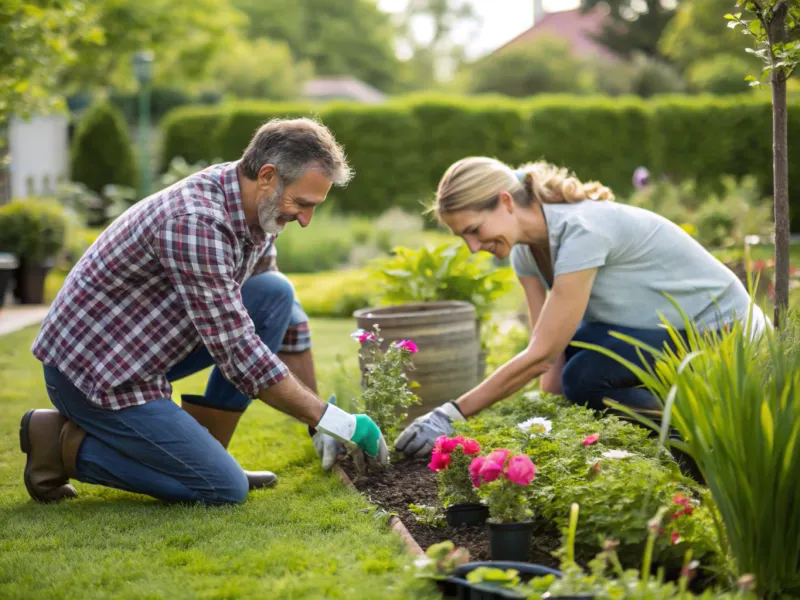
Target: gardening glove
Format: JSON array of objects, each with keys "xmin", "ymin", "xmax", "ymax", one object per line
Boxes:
[
  {"xmin": 309, "ymin": 395, "xmax": 389, "ymax": 471},
  {"xmin": 394, "ymin": 401, "xmax": 465, "ymax": 458}
]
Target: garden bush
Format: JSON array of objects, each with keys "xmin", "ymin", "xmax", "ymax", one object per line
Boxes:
[
  {"xmin": 159, "ymin": 105, "xmax": 229, "ymax": 170},
  {"xmin": 0, "ymin": 199, "xmax": 68, "ymax": 262},
  {"xmin": 69, "ymin": 101, "xmax": 137, "ymax": 196}
]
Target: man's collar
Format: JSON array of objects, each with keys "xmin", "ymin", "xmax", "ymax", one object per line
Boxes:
[{"xmin": 220, "ymin": 161, "xmax": 266, "ymax": 245}]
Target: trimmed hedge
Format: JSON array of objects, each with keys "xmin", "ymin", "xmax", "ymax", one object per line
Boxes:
[{"xmin": 160, "ymin": 94, "xmax": 800, "ymax": 228}]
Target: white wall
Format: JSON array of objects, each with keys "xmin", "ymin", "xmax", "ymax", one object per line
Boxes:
[{"xmin": 9, "ymin": 115, "xmax": 69, "ymax": 199}]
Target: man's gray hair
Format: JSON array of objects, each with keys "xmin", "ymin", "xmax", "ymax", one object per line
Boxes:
[{"xmin": 239, "ymin": 117, "xmax": 353, "ymax": 186}]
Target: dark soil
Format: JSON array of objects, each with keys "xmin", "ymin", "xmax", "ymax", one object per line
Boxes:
[{"xmin": 341, "ymin": 457, "xmax": 562, "ymax": 569}]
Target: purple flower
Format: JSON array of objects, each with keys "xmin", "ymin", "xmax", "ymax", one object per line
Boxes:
[{"xmin": 632, "ymin": 166, "xmax": 650, "ymax": 190}]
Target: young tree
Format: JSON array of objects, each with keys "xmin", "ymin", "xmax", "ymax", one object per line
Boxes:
[{"xmin": 726, "ymin": 0, "xmax": 800, "ymax": 326}]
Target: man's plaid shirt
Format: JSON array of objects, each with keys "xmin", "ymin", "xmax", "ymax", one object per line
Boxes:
[{"xmin": 32, "ymin": 161, "xmax": 309, "ymax": 410}]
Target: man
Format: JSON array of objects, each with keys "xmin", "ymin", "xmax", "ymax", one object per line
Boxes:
[{"xmin": 21, "ymin": 117, "xmax": 388, "ymax": 505}]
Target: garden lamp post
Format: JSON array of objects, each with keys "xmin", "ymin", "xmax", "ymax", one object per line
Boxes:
[{"xmin": 132, "ymin": 51, "xmax": 154, "ymax": 199}]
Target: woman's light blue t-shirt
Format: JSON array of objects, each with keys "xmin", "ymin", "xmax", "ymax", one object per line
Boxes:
[{"xmin": 510, "ymin": 201, "xmax": 752, "ymax": 329}]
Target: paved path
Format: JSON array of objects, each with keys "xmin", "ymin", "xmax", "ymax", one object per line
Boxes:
[{"xmin": 0, "ymin": 305, "xmax": 49, "ymax": 337}]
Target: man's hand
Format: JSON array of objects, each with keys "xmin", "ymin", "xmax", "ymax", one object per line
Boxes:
[
  {"xmin": 310, "ymin": 396, "xmax": 389, "ymax": 471},
  {"xmin": 393, "ymin": 402, "xmax": 465, "ymax": 458}
]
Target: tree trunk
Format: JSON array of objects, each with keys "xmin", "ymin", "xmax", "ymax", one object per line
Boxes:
[{"xmin": 770, "ymin": 7, "xmax": 790, "ymax": 328}]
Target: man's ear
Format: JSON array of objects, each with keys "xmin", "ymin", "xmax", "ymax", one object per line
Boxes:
[{"xmin": 257, "ymin": 164, "xmax": 277, "ymax": 191}]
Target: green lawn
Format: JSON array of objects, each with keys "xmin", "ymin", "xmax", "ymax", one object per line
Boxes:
[{"xmin": 0, "ymin": 321, "xmax": 437, "ymax": 600}]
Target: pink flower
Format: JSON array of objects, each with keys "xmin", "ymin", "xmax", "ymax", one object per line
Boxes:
[
  {"xmin": 428, "ymin": 451, "xmax": 452, "ymax": 472},
  {"xmin": 469, "ymin": 456, "xmax": 486, "ymax": 488},
  {"xmin": 395, "ymin": 339, "xmax": 419, "ymax": 353},
  {"xmin": 671, "ymin": 531, "xmax": 681, "ymax": 545},
  {"xmin": 682, "ymin": 506, "xmax": 694, "ymax": 516},
  {"xmin": 505, "ymin": 455, "xmax": 537, "ymax": 486},
  {"xmin": 438, "ymin": 435, "xmax": 466, "ymax": 454},
  {"xmin": 583, "ymin": 433, "xmax": 600, "ymax": 446},
  {"xmin": 461, "ymin": 438, "xmax": 481, "ymax": 456},
  {"xmin": 673, "ymin": 493, "xmax": 691, "ymax": 507},
  {"xmin": 357, "ymin": 332, "xmax": 376, "ymax": 343},
  {"xmin": 479, "ymin": 449, "xmax": 510, "ymax": 483}
]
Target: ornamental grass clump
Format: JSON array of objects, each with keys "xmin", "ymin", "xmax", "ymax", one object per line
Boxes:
[
  {"xmin": 575, "ymin": 300, "xmax": 800, "ymax": 596},
  {"xmin": 352, "ymin": 326, "xmax": 422, "ymax": 443}
]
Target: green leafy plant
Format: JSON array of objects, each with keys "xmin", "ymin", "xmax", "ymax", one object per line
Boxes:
[
  {"xmin": 427, "ymin": 435, "xmax": 483, "ymax": 507},
  {"xmin": 352, "ymin": 326, "xmax": 422, "ymax": 443},
  {"xmin": 408, "ymin": 503, "xmax": 446, "ymax": 528},
  {"xmin": 0, "ymin": 199, "xmax": 67, "ymax": 263},
  {"xmin": 574, "ymin": 299, "xmax": 800, "ymax": 596},
  {"xmin": 369, "ymin": 242, "xmax": 515, "ymax": 347},
  {"xmin": 412, "ymin": 540, "xmax": 470, "ymax": 580},
  {"xmin": 531, "ymin": 504, "xmax": 759, "ymax": 600},
  {"xmin": 470, "ymin": 450, "xmax": 536, "ymax": 524}
]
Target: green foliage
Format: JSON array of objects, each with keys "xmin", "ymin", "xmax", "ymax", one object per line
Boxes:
[
  {"xmin": 204, "ymin": 38, "xmax": 312, "ymax": 101},
  {"xmin": 356, "ymin": 327, "xmax": 422, "ymax": 443},
  {"xmin": 1, "ymin": 1, "xmax": 104, "ymax": 122},
  {"xmin": 160, "ymin": 94, "xmax": 800, "ymax": 229},
  {"xmin": 159, "ymin": 106, "xmax": 228, "ymax": 170},
  {"xmin": 413, "ymin": 540, "xmax": 470, "ymax": 579},
  {"xmin": 231, "ymin": 0, "xmax": 400, "ymax": 92},
  {"xmin": 468, "ymin": 38, "xmax": 586, "ymax": 97},
  {"xmin": 686, "ymin": 56, "xmax": 755, "ymax": 95},
  {"xmin": 369, "ymin": 242, "xmax": 515, "ymax": 327},
  {"xmin": 580, "ymin": 0, "xmax": 678, "ymax": 59},
  {"xmin": 289, "ymin": 270, "xmax": 377, "ymax": 318},
  {"xmin": 437, "ymin": 445, "xmax": 481, "ymax": 506},
  {"xmin": 576, "ymin": 301, "xmax": 800, "ymax": 596},
  {"xmin": 408, "ymin": 503, "xmax": 447, "ymax": 528},
  {"xmin": 626, "ymin": 175, "xmax": 773, "ymax": 249},
  {"xmin": 0, "ymin": 199, "xmax": 67, "ymax": 262},
  {"xmin": 70, "ymin": 101, "xmax": 137, "ymax": 196}
]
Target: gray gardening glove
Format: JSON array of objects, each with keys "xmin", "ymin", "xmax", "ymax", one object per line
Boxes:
[{"xmin": 393, "ymin": 402, "xmax": 466, "ymax": 458}]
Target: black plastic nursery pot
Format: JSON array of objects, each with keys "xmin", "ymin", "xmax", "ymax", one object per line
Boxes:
[
  {"xmin": 446, "ymin": 503, "xmax": 490, "ymax": 527},
  {"xmin": 15, "ymin": 258, "xmax": 54, "ymax": 305},
  {"xmin": 0, "ymin": 253, "xmax": 18, "ymax": 310},
  {"xmin": 488, "ymin": 522, "xmax": 534, "ymax": 562},
  {"xmin": 438, "ymin": 561, "xmax": 562, "ymax": 600}
]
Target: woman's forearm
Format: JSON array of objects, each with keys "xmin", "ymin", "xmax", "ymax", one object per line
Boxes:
[{"xmin": 455, "ymin": 347, "xmax": 553, "ymax": 417}]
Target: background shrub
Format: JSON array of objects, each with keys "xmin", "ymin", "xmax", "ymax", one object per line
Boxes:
[{"xmin": 69, "ymin": 101, "xmax": 137, "ymax": 196}]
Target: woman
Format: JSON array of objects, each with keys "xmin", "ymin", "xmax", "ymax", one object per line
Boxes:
[{"xmin": 394, "ymin": 156, "xmax": 769, "ymax": 458}]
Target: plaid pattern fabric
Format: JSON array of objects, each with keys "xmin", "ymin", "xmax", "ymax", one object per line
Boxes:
[{"xmin": 31, "ymin": 161, "xmax": 289, "ymax": 410}]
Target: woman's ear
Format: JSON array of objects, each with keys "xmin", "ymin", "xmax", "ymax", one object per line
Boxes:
[{"xmin": 498, "ymin": 190, "xmax": 515, "ymax": 213}]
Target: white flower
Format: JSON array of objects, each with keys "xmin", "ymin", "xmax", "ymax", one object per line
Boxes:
[
  {"xmin": 523, "ymin": 391, "xmax": 543, "ymax": 403},
  {"xmin": 413, "ymin": 557, "xmax": 433, "ymax": 569},
  {"xmin": 517, "ymin": 417, "xmax": 552, "ymax": 436},
  {"xmin": 601, "ymin": 449, "xmax": 634, "ymax": 459}
]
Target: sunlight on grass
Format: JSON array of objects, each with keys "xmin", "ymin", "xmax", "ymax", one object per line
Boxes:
[{"xmin": 0, "ymin": 324, "xmax": 437, "ymax": 600}]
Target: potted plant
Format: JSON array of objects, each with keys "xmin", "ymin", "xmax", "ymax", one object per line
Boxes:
[
  {"xmin": 0, "ymin": 200, "xmax": 66, "ymax": 305},
  {"xmin": 0, "ymin": 207, "xmax": 22, "ymax": 310},
  {"xmin": 470, "ymin": 449, "xmax": 537, "ymax": 562},
  {"xmin": 428, "ymin": 435, "xmax": 489, "ymax": 526}
]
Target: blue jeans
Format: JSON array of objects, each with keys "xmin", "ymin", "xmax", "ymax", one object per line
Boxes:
[
  {"xmin": 560, "ymin": 321, "xmax": 688, "ymax": 412},
  {"xmin": 42, "ymin": 272, "xmax": 300, "ymax": 505}
]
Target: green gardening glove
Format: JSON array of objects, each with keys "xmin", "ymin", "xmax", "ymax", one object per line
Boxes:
[{"xmin": 315, "ymin": 403, "xmax": 389, "ymax": 465}]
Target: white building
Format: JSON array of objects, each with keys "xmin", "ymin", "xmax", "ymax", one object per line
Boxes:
[{"xmin": 4, "ymin": 114, "xmax": 70, "ymax": 202}]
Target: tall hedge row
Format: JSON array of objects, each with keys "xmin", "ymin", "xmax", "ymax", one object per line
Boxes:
[{"xmin": 160, "ymin": 94, "xmax": 800, "ymax": 227}]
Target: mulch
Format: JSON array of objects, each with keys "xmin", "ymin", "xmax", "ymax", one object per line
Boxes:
[{"xmin": 340, "ymin": 457, "xmax": 561, "ymax": 568}]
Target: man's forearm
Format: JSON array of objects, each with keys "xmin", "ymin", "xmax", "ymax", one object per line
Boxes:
[{"xmin": 257, "ymin": 375, "xmax": 325, "ymax": 426}]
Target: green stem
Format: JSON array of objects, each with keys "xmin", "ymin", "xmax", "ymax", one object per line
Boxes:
[
  {"xmin": 566, "ymin": 503, "xmax": 579, "ymax": 566},
  {"xmin": 640, "ymin": 529, "xmax": 656, "ymax": 591}
]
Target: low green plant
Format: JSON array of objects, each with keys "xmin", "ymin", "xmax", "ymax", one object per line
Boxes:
[
  {"xmin": 0, "ymin": 199, "xmax": 67, "ymax": 262},
  {"xmin": 412, "ymin": 540, "xmax": 470, "ymax": 580},
  {"xmin": 408, "ymin": 504, "xmax": 446, "ymax": 528},
  {"xmin": 353, "ymin": 326, "xmax": 422, "ymax": 443},
  {"xmin": 574, "ymin": 299, "xmax": 800, "ymax": 596},
  {"xmin": 369, "ymin": 242, "xmax": 516, "ymax": 348},
  {"xmin": 532, "ymin": 504, "xmax": 758, "ymax": 600}
]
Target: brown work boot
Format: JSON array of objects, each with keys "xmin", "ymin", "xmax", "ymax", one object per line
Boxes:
[
  {"xmin": 181, "ymin": 396, "xmax": 278, "ymax": 491},
  {"xmin": 19, "ymin": 409, "xmax": 82, "ymax": 503}
]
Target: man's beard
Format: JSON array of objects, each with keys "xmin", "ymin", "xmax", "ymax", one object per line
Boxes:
[{"xmin": 257, "ymin": 188, "xmax": 287, "ymax": 235}]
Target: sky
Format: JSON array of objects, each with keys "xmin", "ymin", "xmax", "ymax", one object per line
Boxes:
[{"xmin": 377, "ymin": 0, "xmax": 581, "ymax": 60}]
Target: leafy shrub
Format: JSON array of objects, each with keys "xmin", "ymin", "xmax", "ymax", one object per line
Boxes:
[
  {"xmin": 159, "ymin": 105, "xmax": 228, "ymax": 170},
  {"xmin": 69, "ymin": 101, "xmax": 137, "ymax": 196},
  {"xmin": 369, "ymin": 242, "xmax": 516, "ymax": 329},
  {"xmin": 0, "ymin": 199, "xmax": 67, "ymax": 262},
  {"xmin": 687, "ymin": 56, "xmax": 754, "ymax": 95},
  {"xmin": 288, "ymin": 269, "xmax": 377, "ymax": 318}
]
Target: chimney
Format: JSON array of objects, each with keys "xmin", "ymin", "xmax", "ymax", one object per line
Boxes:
[{"xmin": 533, "ymin": 0, "xmax": 545, "ymax": 24}]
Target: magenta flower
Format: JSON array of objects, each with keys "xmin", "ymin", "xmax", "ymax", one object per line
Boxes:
[
  {"xmin": 469, "ymin": 456, "xmax": 486, "ymax": 488},
  {"xmin": 479, "ymin": 449, "xmax": 510, "ymax": 483},
  {"xmin": 428, "ymin": 451, "xmax": 452, "ymax": 472},
  {"xmin": 395, "ymin": 339, "xmax": 419, "ymax": 353},
  {"xmin": 351, "ymin": 329, "xmax": 376, "ymax": 343},
  {"xmin": 582, "ymin": 433, "xmax": 600, "ymax": 446},
  {"xmin": 461, "ymin": 438, "xmax": 481, "ymax": 456},
  {"xmin": 671, "ymin": 531, "xmax": 681, "ymax": 545},
  {"xmin": 438, "ymin": 435, "xmax": 466, "ymax": 454},
  {"xmin": 505, "ymin": 455, "xmax": 537, "ymax": 486}
]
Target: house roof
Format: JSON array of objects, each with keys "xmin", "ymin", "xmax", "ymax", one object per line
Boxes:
[
  {"xmin": 301, "ymin": 77, "xmax": 386, "ymax": 104},
  {"xmin": 490, "ymin": 7, "xmax": 617, "ymax": 62}
]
